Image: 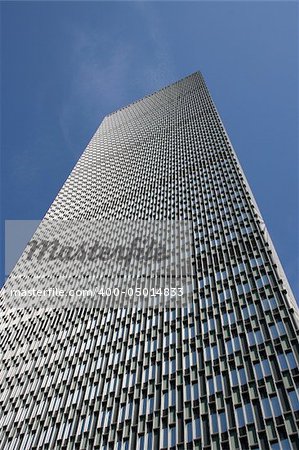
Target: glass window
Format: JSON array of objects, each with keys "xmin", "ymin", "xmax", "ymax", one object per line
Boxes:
[
  {"xmin": 255, "ymin": 330, "xmax": 263, "ymax": 344},
  {"xmin": 233, "ymin": 336, "xmax": 240, "ymax": 351},
  {"xmin": 277, "ymin": 321, "xmax": 286, "ymax": 336},
  {"xmin": 139, "ymin": 436, "xmax": 144, "ymax": 450},
  {"xmin": 242, "ymin": 307, "xmax": 249, "ymax": 320},
  {"xmin": 244, "ymin": 402, "xmax": 254, "ymax": 424},
  {"xmin": 248, "ymin": 303, "xmax": 256, "ymax": 316},
  {"xmin": 211, "ymin": 413, "xmax": 218, "ymax": 433},
  {"xmin": 261, "ymin": 299, "xmax": 271, "ymax": 311},
  {"xmin": 149, "ymin": 397, "xmax": 154, "ymax": 413},
  {"xmin": 239, "ymin": 368, "xmax": 247, "ymax": 385},
  {"xmin": 170, "ymin": 359, "xmax": 176, "ymax": 374},
  {"xmin": 195, "ymin": 417, "xmax": 201, "ymax": 438},
  {"xmin": 222, "ymin": 313, "xmax": 228, "ymax": 325},
  {"xmin": 288, "ymin": 390, "xmax": 299, "ymax": 411},
  {"xmin": 215, "ymin": 374, "xmax": 222, "ymax": 392},
  {"xmin": 243, "ymin": 283, "xmax": 250, "ymax": 293},
  {"xmin": 207, "ymin": 378, "xmax": 215, "ymax": 396},
  {"xmin": 286, "ymin": 351, "xmax": 297, "ymax": 370},
  {"xmin": 270, "ymin": 396, "xmax": 282, "ymax": 417},
  {"xmin": 184, "ymin": 354, "xmax": 190, "ymax": 370},
  {"xmin": 231, "ymin": 369, "xmax": 238, "ymax": 386},
  {"xmin": 193, "ymin": 383, "xmax": 199, "ymax": 400},
  {"xmin": 220, "ymin": 411, "xmax": 227, "ymax": 432},
  {"xmin": 237, "ymin": 283, "xmax": 243, "ymax": 295},
  {"xmin": 163, "ymin": 392, "xmax": 168, "ymax": 409},
  {"xmin": 183, "ymin": 323, "xmax": 189, "ymax": 339},
  {"xmin": 204, "ymin": 346, "xmax": 211, "ymax": 361},
  {"xmin": 212, "ymin": 345, "xmax": 219, "ymax": 360},
  {"xmin": 278, "ymin": 439, "xmax": 292, "ymax": 450},
  {"xmin": 268, "ymin": 297, "xmax": 278, "ymax": 310},
  {"xmin": 191, "ymin": 349, "xmax": 197, "ymax": 366},
  {"xmin": 149, "ymin": 364, "xmax": 156, "ymax": 380},
  {"xmin": 247, "ymin": 332, "xmax": 255, "ymax": 347},
  {"xmin": 170, "ymin": 386, "xmax": 176, "ymax": 406},
  {"xmin": 277, "ymin": 353, "xmax": 288, "ymax": 371},
  {"xmin": 250, "ymin": 257, "xmax": 263, "ymax": 268},
  {"xmin": 144, "ymin": 367, "xmax": 150, "ymax": 381},
  {"xmin": 261, "ymin": 397, "xmax": 272, "ymax": 418},
  {"xmin": 163, "ymin": 360, "xmax": 169, "ymax": 376},
  {"xmin": 208, "ymin": 319, "xmax": 215, "ymax": 331},
  {"xmin": 141, "ymin": 398, "xmax": 146, "ymax": 415},
  {"xmin": 186, "ymin": 422, "xmax": 192, "ymax": 443},
  {"xmin": 256, "ymin": 275, "xmax": 270, "ymax": 288},
  {"xmin": 170, "ymin": 426, "xmax": 176, "ymax": 447},
  {"xmin": 162, "ymin": 426, "xmax": 168, "ymax": 448},
  {"xmin": 236, "ymin": 407, "xmax": 245, "ymax": 427},
  {"xmin": 262, "ymin": 359, "xmax": 272, "ymax": 377},
  {"xmin": 185, "ymin": 383, "xmax": 191, "ymax": 401},
  {"xmin": 170, "ymin": 332, "xmax": 176, "ymax": 345},
  {"xmin": 147, "ymin": 432, "xmax": 152, "ymax": 450},
  {"xmin": 270, "ymin": 444, "xmax": 279, "ymax": 450},
  {"xmin": 127, "ymin": 401, "xmax": 133, "ymax": 419},
  {"xmin": 269, "ymin": 324, "xmax": 279, "ymax": 340},
  {"xmin": 229, "ymin": 312, "xmax": 236, "ymax": 324},
  {"xmin": 226, "ymin": 339, "xmax": 233, "ymax": 354},
  {"xmin": 130, "ymin": 372, "xmax": 136, "ymax": 386}
]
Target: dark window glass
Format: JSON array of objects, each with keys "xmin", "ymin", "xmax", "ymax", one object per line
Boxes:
[
  {"xmin": 211, "ymin": 413, "xmax": 218, "ymax": 433},
  {"xmin": 162, "ymin": 426, "xmax": 168, "ymax": 448},
  {"xmin": 186, "ymin": 422, "xmax": 192, "ymax": 443},
  {"xmin": 231, "ymin": 369, "xmax": 238, "ymax": 386},
  {"xmin": 195, "ymin": 418, "xmax": 201, "ymax": 438},
  {"xmin": 147, "ymin": 432, "xmax": 152, "ymax": 450},
  {"xmin": 193, "ymin": 383, "xmax": 199, "ymax": 400},
  {"xmin": 185, "ymin": 383, "xmax": 191, "ymax": 401},
  {"xmin": 208, "ymin": 378, "xmax": 214, "ymax": 396},
  {"xmin": 170, "ymin": 426, "xmax": 176, "ymax": 447},
  {"xmin": 139, "ymin": 436, "xmax": 144, "ymax": 450}
]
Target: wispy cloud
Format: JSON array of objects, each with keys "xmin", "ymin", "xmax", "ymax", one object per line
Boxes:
[
  {"xmin": 59, "ymin": 28, "xmax": 133, "ymax": 149},
  {"xmin": 133, "ymin": 2, "xmax": 176, "ymax": 90},
  {"xmin": 58, "ymin": 4, "xmax": 175, "ymax": 150}
]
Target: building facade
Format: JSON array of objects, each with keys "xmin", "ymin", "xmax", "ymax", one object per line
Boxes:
[{"xmin": 1, "ymin": 72, "xmax": 299, "ymax": 449}]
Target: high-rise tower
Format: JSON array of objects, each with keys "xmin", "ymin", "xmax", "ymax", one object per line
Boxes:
[{"xmin": 1, "ymin": 72, "xmax": 298, "ymax": 450}]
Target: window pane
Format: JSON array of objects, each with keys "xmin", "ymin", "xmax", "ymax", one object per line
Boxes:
[
  {"xmin": 288, "ymin": 390, "xmax": 299, "ymax": 411},
  {"xmin": 186, "ymin": 422, "xmax": 192, "ymax": 443},
  {"xmin": 261, "ymin": 398, "xmax": 272, "ymax": 418},
  {"xmin": 220, "ymin": 412, "xmax": 227, "ymax": 432},
  {"xmin": 211, "ymin": 413, "xmax": 218, "ymax": 433},
  {"xmin": 195, "ymin": 418, "xmax": 201, "ymax": 438}
]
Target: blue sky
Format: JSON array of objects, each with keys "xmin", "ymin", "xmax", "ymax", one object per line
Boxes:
[{"xmin": 1, "ymin": 1, "xmax": 298, "ymax": 299}]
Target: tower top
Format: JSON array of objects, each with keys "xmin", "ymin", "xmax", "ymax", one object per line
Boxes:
[{"xmin": 105, "ymin": 70, "xmax": 203, "ymax": 118}]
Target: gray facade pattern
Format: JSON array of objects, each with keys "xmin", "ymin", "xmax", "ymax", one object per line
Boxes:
[{"xmin": 0, "ymin": 72, "xmax": 299, "ymax": 449}]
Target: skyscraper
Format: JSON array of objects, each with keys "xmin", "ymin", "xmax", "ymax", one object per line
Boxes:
[{"xmin": 1, "ymin": 71, "xmax": 298, "ymax": 450}]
